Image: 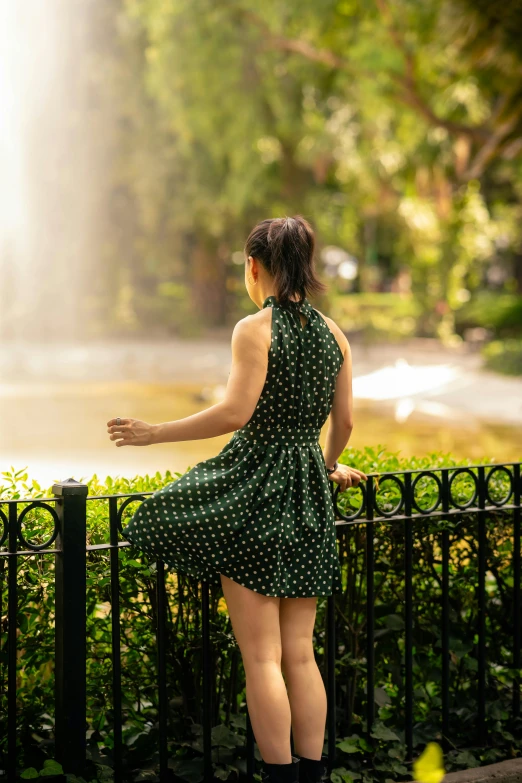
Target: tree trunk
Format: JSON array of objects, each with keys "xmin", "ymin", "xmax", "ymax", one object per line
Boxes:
[{"xmin": 191, "ymin": 238, "xmax": 228, "ymax": 326}]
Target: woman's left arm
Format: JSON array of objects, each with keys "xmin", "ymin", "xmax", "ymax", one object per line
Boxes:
[{"xmin": 107, "ymin": 316, "xmax": 269, "ymax": 447}]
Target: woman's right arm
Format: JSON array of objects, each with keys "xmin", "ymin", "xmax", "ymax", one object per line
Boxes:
[
  {"xmin": 322, "ymin": 328, "xmax": 367, "ymax": 491},
  {"xmin": 323, "ymin": 331, "xmax": 353, "ymax": 468}
]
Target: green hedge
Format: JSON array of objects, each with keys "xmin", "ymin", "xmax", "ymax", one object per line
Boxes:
[
  {"xmin": 455, "ymin": 293, "xmax": 522, "ymax": 339},
  {"xmin": 481, "ymin": 339, "xmax": 522, "ymax": 376},
  {"xmin": 1, "ymin": 446, "xmax": 521, "ymax": 782}
]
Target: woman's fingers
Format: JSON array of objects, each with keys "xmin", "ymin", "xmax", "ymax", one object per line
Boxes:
[
  {"xmin": 107, "ymin": 418, "xmax": 134, "ymax": 435},
  {"xmin": 107, "ymin": 418, "xmax": 154, "ymax": 447},
  {"xmin": 327, "ymin": 464, "xmax": 369, "ymax": 491},
  {"xmin": 107, "ymin": 417, "xmax": 132, "ymax": 446},
  {"xmin": 334, "ymin": 465, "xmax": 368, "ymax": 491},
  {"xmin": 110, "ymin": 431, "xmax": 128, "ymax": 441},
  {"xmin": 107, "ymin": 417, "xmax": 130, "ymax": 427}
]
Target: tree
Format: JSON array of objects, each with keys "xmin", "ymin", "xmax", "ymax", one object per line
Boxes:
[{"xmin": 88, "ymin": 0, "xmax": 522, "ymax": 331}]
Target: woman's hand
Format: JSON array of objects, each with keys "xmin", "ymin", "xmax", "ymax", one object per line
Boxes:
[
  {"xmin": 327, "ymin": 463, "xmax": 367, "ymax": 492},
  {"xmin": 107, "ymin": 417, "xmax": 156, "ymax": 447}
]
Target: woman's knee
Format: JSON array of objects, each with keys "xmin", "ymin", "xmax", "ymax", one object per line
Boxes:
[
  {"xmin": 279, "ymin": 596, "xmax": 317, "ymax": 668},
  {"xmin": 281, "ymin": 638, "xmax": 315, "ymax": 671},
  {"xmin": 241, "ymin": 640, "xmax": 283, "ymax": 670}
]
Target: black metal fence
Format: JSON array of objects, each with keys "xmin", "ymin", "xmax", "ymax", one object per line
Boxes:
[{"xmin": 1, "ymin": 462, "xmax": 521, "ymax": 782}]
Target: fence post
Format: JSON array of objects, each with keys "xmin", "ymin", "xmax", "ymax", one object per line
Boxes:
[{"xmin": 53, "ymin": 478, "xmax": 88, "ymax": 774}]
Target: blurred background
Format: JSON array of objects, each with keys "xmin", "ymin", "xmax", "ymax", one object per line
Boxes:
[{"xmin": 1, "ymin": 0, "xmax": 522, "ymax": 487}]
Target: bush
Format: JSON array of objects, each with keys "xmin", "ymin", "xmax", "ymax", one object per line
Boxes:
[
  {"xmin": 481, "ymin": 338, "xmax": 522, "ymax": 376},
  {"xmin": 455, "ymin": 293, "xmax": 522, "ymax": 340},
  {"xmin": 1, "ymin": 446, "xmax": 521, "ymax": 782}
]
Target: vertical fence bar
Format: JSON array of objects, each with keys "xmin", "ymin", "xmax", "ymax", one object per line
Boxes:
[
  {"xmin": 441, "ymin": 528, "xmax": 450, "ymax": 747},
  {"xmin": 7, "ymin": 503, "xmax": 18, "ymax": 782},
  {"xmin": 477, "ymin": 466, "xmax": 487, "ymax": 745},
  {"xmin": 156, "ymin": 559, "xmax": 169, "ymax": 780},
  {"xmin": 403, "ymin": 474, "xmax": 413, "ymax": 761},
  {"xmin": 246, "ymin": 707, "xmax": 255, "ymax": 782},
  {"xmin": 327, "ymin": 590, "xmax": 336, "ymax": 773},
  {"xmin": 246, "ymin": 706, "xmax": 255, "ymax": 782},
  {"xmin": 441, "ymin": 471, "xmax": 450, "ymax": 750},
  {"xmin": 366, "ymin": 476, "xmax": 375, "ymax": 735},
  {"xmin": 201, "ymin": 580, "xmax": 213, "ymax": 782},
  {"xmin": 513, "ymin": 463, "xmax": 521, "ymax": 719},
  {"xmin": 53, "ymin": 478, "xmax": 88, "ymax": 775},
  {"xmin": 109, "ymin": 497, "xmax": 123, "ymax": 782}
]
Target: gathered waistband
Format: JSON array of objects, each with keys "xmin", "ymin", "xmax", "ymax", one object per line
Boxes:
[{"xmin": 234, "ymin": 426, "xmax": 321, "ymax": 447}]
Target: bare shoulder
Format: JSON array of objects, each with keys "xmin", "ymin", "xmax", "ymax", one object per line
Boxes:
[
  {"xmin": 313, "ymin": 308, "xmax": 350, "ymax": 359},
  {"xmin": 232, "ymin": 309, "xmax": 272, "ymax": 353}
]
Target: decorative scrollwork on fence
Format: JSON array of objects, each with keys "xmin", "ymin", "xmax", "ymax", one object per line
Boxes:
[
  {"xmin": 0, "ymin": 507, "xmax": 7, "ymax": 548},
  {"xmin": 485, "ymin": 465, "xmax": 514, "ymax": 507},
  {"xmin": 116, "ymin": 494, "xmax": 148, "ymax": 537},
  {"xmin": 0, "ymin": 500, "xmax": 60, "ymax": 550},
  {"xmin": 411, "ymin": 471, "xmax": 443, "ymax": 514},
  {"xmin": 332, "ymin": 464, "xmax": 520, "ymax": 522}
]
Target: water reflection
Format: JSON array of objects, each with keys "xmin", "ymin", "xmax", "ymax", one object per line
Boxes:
[{"xmin": 354, "ymin": 358, "xmax": 459, "ymax": 400}]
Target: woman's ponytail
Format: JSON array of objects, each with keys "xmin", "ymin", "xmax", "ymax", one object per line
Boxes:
[{"xmin": 244, "ymin": 215, "xmax": 326, "ymax": 309}]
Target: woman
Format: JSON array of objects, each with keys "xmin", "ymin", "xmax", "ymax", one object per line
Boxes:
[{"xmin": 107, "ymin": 215, "xmax": 367, "ymax": 783}]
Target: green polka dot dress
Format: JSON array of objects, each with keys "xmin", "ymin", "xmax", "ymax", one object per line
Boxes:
[{"xmin": 122, "ymin": 294, "xmax": 344, "ymax": 597}]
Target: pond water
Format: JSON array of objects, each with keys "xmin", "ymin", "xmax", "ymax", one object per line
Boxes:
[{"xmin": 1, "ymin": 376, "xmax": 520, "ymax": 492}]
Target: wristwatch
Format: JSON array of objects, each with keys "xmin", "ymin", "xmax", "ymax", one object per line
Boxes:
[{"xmin": 326, "ymin": 460, "xmax": 338, "ymax": 475}]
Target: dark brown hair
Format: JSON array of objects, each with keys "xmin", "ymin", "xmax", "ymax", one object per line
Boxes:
[{"xmin": 244, "ymin": 215, "xmax": 327, "ymax": 310}]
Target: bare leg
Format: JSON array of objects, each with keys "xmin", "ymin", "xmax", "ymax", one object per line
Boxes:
[
  {"xmin": 280, "ymin": 597, "xmax": 325, "ymax": 760},
  {"xmin": 220, "ymin": 574, "xmax": 292, "ymax": 763}
]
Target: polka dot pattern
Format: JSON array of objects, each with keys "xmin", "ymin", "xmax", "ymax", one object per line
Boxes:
[{"xmin": 121, "ymin": 294, "xmax": 344, "ymax": 597}]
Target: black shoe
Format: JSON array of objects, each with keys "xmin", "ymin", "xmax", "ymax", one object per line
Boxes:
[
  {"xmin": 295, "ymin": 753, "xmax": 328, "ymax": 783},
  {"xmin": 261, "ymin": 755, "xmax": 300, "ymax": 783}
]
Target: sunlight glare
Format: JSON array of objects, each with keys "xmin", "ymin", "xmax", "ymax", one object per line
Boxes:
[{"xmin": 353, "ymin": 359, "xmax": 459, "ymax": 401}]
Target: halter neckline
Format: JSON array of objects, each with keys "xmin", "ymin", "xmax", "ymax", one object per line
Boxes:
[{"xmin": 262, "ymin": 295, "xmax": 313, "ymax": 313}]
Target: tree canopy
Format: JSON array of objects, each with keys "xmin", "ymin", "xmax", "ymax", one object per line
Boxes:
[{"xmin": 84, "ymin": 0, "xmax": 522, "ymax": 335}]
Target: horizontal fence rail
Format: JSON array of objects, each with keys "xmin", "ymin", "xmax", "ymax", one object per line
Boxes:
[{"xmin": 0, "ymin": 462, "xmax": 521, "ymax": 781}]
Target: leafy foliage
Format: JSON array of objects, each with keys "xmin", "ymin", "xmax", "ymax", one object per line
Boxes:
[
  {"xmin": 74, "ymin": 0, "xmax": 522, "ymax": 337},
  {"xmin": 1, "ymin": 446, "xmax": 521, "ymax": 781},
  {"xmin": 481, "ymin": 338, "xmax": 522, "ymax": 376}
]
